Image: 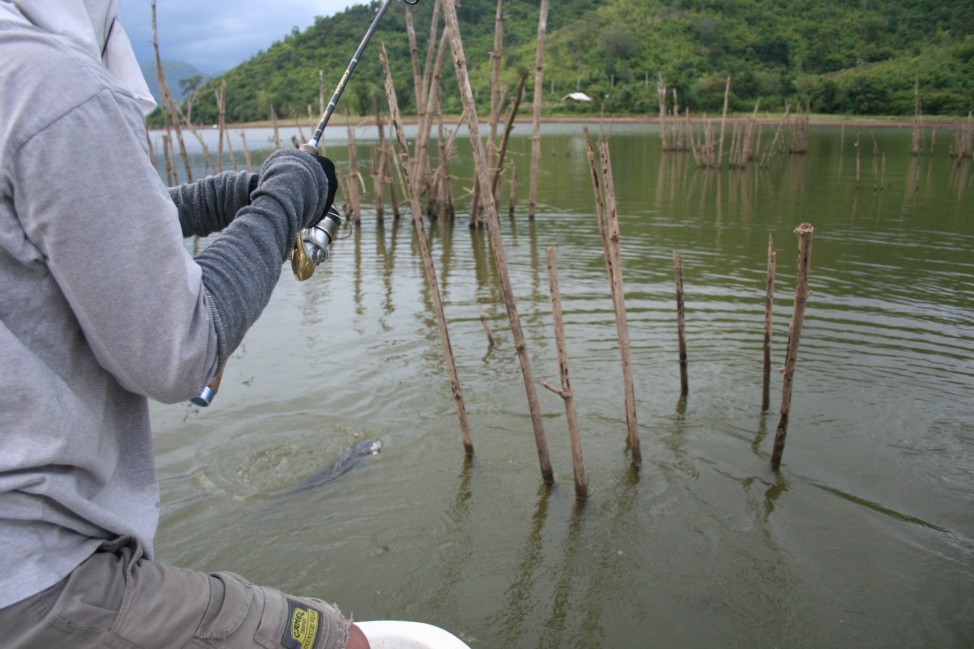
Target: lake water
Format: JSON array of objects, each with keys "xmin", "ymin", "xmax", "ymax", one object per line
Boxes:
[{"xmin": 148, "ymin": 121, "xmax": 973, "ymax": 647}]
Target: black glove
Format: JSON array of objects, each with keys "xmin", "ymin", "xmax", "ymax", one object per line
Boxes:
[
  {"xmin": 299, "ymin": 144, "xmax": 338, "ymax": 218},
  {"xmin": 316, "ymin": 154, "xmax": 338, "ymax": 216}
]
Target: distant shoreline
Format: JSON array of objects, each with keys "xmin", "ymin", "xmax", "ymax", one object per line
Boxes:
[{"xmin": 212, "ymin": 114, "xmax": 971, "ymax": 131}]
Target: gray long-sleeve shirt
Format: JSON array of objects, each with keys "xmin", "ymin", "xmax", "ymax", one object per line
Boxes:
[{"xmin": 0, "ymin": 14, "xmax": 328, "ymax": 608}]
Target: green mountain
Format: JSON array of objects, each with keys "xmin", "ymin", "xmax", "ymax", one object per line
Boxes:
[{"xmin": 181, "ymin": 0, "xmax": 974, "ymax": 125}]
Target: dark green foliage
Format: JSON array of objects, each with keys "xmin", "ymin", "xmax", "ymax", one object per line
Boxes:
[{"xmin": 179, "ymin": 0, "xmax": 973, "ymax": 124}]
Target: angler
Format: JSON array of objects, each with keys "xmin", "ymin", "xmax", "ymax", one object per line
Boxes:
[{"xmin": 0, "ymin": 1, "xmax": 419, "ymax": 647}]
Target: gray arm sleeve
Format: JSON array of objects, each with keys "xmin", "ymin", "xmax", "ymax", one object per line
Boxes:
[
  {"xmin": 194, "ymin": 149, "xmax": 329, "ymax": 367},
  {"xmin": 168, "ymin": 171, "xmax": 259, "ymax": 237}
]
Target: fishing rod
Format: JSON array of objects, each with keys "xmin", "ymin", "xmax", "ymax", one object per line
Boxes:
[
  {"xmin": 193, "ymin": 0, "xmax": 418, "ymax": 407},
  {"xmin": 290, "ymin": 0, "xmax": 419, "ymax": 282}
]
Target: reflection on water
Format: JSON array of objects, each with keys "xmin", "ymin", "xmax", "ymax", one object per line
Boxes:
[{"xmin": 150, "ymin": 124, "xmax": 974, "ymax": 647}]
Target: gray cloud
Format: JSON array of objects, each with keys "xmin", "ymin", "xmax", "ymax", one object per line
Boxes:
[{"xmin": 119, "ymin": 0, "xmax": 358, "ymax": 74}]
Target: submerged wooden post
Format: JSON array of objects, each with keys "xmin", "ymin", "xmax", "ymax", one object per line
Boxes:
[
  {"xmin": 527, "ymin": 0, "xmax": 549, "ymax": 219},
  {"xmin": 371, "ymin": 95, "xmax": 386, "ymax": 222},
  {"xmin": 380, "ymin": 44, "xmax": 473, "ymax": 457},
  {"xmin": 717, "ymin": 76, "xmax": 731, "ymax": 168},
  {"xmin": 583, "ymin": 128, "xmax": 641, "ymax": 468},
  {"xmin": 771, "ymin": 224, "xmax": 815, "ymax": 468},
  {"xmin": 442, "ymin": 0, "xmax": 552, "ymax": 483},
  {"xmin": 762, "ymin": 234, "xmax": 777, "ymax": 411},
  {"xmin": 508, "ymin": 165, "xmax": 519, "ymax": 218},
  {"xmin": 345, "ymin": 112, "xmax": 361, "ymax": 222},
  {"xmin": 239, "ymin": 130, "xmax": 253, "ymax": 172},
  {"xmin": 477, "ymin": 306, "xmax": 495, "ymax": 348},
  {"xmin": 151, "ymin": 0, "xmax": 191, "ymax": 183},
  {"xmin": 543, "ymin": 246, "xmax": 588, "ymax": 501},
  {"xmin": 673, "ymin": 250, "xmax": 688, "ymax": 399}
]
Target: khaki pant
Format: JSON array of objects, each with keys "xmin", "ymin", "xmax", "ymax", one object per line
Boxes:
[{"xmin": 0, "ymin": 537, "xmax": 351, "ymax": 649}]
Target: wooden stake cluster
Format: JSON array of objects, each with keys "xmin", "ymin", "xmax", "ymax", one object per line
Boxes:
[
  {"xmin": 950, "ymin": 112, "xmax": 973, "ymax": 160},
  {"xmin": 728, "ymin": 101, "xmax": 762, "ymax": 169},
  {"xmin": 583, "ymin": 127, "xmax": 641, "ymax": 468},
  {"xmin": 658, "ymin": 76, "xmax": 692, "ymax": 152},
  {"xmin": 771, "ymin": 224, "xmax": 815, "ymax": 468},
  {"xmin": 788, "ymin": 101, "xmax": 810, "ymax": 154}
]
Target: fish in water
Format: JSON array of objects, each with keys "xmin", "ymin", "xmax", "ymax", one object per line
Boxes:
[{"xmin": 275, "ymin": 439, "xmax": 382, "ymax": 497}]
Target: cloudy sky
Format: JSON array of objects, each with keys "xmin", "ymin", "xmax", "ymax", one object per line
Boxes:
[{"xmin": 119, "ymin": 0, "xmax": 364, "ymax": 73}]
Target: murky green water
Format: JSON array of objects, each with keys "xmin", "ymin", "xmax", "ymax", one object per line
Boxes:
[{"xmin": 149, "ymin": 122, "xmax": 973, "ymax": 647}]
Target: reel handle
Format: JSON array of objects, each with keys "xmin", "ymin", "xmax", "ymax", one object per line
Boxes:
[{"xmin": 191, "ymin": 364, "xmax": 224, "ymax": 407}]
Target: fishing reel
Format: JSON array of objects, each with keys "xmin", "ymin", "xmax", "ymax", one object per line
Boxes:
[{"xmin": 290, "ymin": 205, "xmax": 343, "ymax": 281}]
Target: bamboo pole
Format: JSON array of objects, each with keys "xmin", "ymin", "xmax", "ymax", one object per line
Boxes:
[
  {"xmin": 542, "ymin": 246, "xmax": 589, "ymax": 501},
  {"xmin": 404, "ymin": 5, "xmax": 432, "ymax": 189},
  {"xmin": 718, "ymin": 77, "xmax": 731, "ymax": 168},
  {"xmin": 380, "ymin": 44, "xmax": 473, "ymax": 457},
  {"xmin": 762, "ymin": 234, "xmax": 776, "ymax": 411},
  {"xmin": 477, "ymin": 305, "xmax": 495, "ymax": 348},
  {"xmin": 527, "ymin": 0, "xmax": 549, "ymax": 219},
  {"xmin": 387, "ymin": 122, "xmax": 404, "ymax": 219},
  {"xmin": 215, "ymin": 80, "xmax": 226, "ymax": 171},
  {"xmin": 371, "ymin": 94, "xmax": 386, "ymax": 222},
  {"xmin": 144, "ymin": 130, "xmax": 159, "ymax": 175},
  {"xmin": 187, "ymin": 128, "xmax": 216, "ymax": 175},
  {"xmin": 658, "ymin": 73, "xmax": 669, "ymax": 151},
  {"xmin": 419, "ymin": 28, "xmax": 451, "ymax": 219},
  {"xmin": 488, "ymin": 0, "xmax": 505, "ymax": 147},
  {"xmin": 420, "ymin": 0, "xmax": 441, "ymax": 115},
  {"xmin": 431, "ymin": 114, "xmax": 462, "ymax": 220},
  {"xmin": 151, "ymin": 1, "xmax": 191, "ymax": 183},
  {"xmin": 161, "ymin": 134, "xmax": 174, "ymax": 186},
  {"xmin": 473, "ymin": 0, "xmax": 505, "ymax": 225},
  {"xmin": 771, "ymin": 224, "xmax": 815, "ymax": 468},
  {"xmin": 225, "ymin": 105, "xmax": 238, "ymax": 169},
  {"xmin": 508, "ymin": 164, "xmax": 518, "ymax": 218},
  {"xmin": 910, "ymin": 77, "xmax": 921, "ymax": 156},
  {"xmin": 441, "ymin": 0, "xmax": 552, "ymax": 483},
  {"xmin": 491, "ymin": 70, "xmax": 529, "ymax": 202},
  {"xmin": 583, "ymin": 128, "xmax": 641, "ymax": 467},
  {"xmin": 405, "ymin": 6, "xmax": 424, "ymax": 122},
  {"xmin": 673, "ymin": 250, "xmax": 688, "ymax": 399},
  {"xmin": 345, "ymin": 112, "xmax": 361, "ymax": 222},
  {"xmin": 239, "ymin": 130, "xmax": 252, "ymax": 172}
]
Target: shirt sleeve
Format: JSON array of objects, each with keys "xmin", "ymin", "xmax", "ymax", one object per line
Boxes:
[
  {"xmin": 169, "ymin": 171, "xmax": 259, "ymax": 238},
  {"xmin": 13, "ymin": 88, "xmax": 219, "ymax": 403}
]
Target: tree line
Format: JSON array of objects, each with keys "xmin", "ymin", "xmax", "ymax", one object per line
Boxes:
[{"xmin": 171, "ymin": 0, "xmax": 974, "ymax": 126}]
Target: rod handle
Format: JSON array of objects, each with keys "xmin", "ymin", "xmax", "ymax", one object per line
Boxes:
[{"xmin": 191, "ymin": 365, "xmax": 225, "ymax": 407}]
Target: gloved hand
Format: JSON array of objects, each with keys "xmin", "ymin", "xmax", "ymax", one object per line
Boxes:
[
  {"xmin": 299, "ymin": 144, "xmax": 338, "ymax": 220},
  {"xmin": 256, "ymin": 149, "xmax": 330, "ymax": 231},
  {"xmin": 316, "ymin": 154, "xmax": 338, "ymax": 215}
]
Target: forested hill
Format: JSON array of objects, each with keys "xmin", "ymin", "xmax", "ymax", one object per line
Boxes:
[{"xmin": 182, "ymin": 0, "xmax": 974, "ymax": 125}]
